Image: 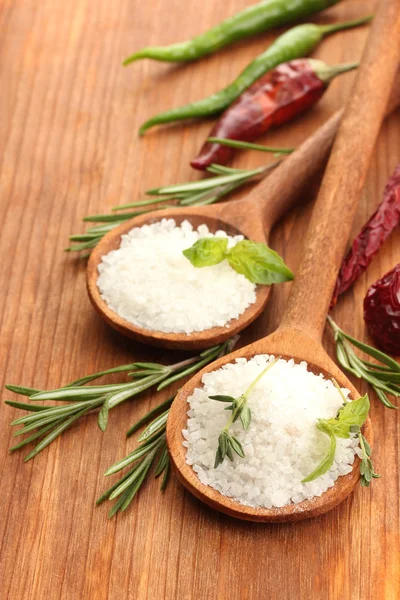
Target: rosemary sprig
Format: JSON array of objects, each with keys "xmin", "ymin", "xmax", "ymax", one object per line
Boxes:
[
  {"xmin": 212, "ymin": 357, "xmax": 279, "ymax": 467},
  {"xmin": 66, "ymin": 161, "xmax": 280, "ymax": 254},
  {"xmin": 5, "ymin": 337, "xmax": 238, "ymax": 461},
  {"xmin": 207, "ymin": 137, "xmax": 295, "ymax": 155},
  {"xmin": 98, "ymin": 336, "xmax": 239, "ymax": 517},
  {"xmin": 97, "ymin": 397, "xmax": 173, "ymax": 517},
  {"xmin": 327, "ymin": 316, "xmax": 400, "ymax": 409}
]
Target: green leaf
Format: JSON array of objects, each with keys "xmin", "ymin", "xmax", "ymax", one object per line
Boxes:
[
  {"xmin": 138, "ymin": 409, "xmax": 169, "ymax": 442},
  {"xmin": 97, "ymin": 401, "xmax": 110, "ymax": 432},
  {"xmin": 23, "ymin": 405, "xmax": 93, "ymax": 461},
  {"xmin": 5, "ymin": 400, "xmax": 51, "ymax": 413},
  {"xmin": 131, "ymin": 362, "xmax": 165, "ymax": 371},
  {"xmin": 302, "ymin": 432, "xmax": 337, "ymax": 483},
  {"xmin": 320, "ymin": 394, "xmax": 370, "ymax": 439},
  {"xmin": 341, "ymin": 332, "xmax": 400, "ymax": 372},
  {"xmin": 218, "ymin": 430, "xmax": 228, "ymax": 459},
  {"xmin": 97, "ymin": 466, "xmax": 137, "ymax": 505},
  {"xmin": 350, "ymin": 424, "xmax": 361, "ymax": 434},
  {"xmin": 105, "ymin": 436, "xmax": 163, "ymax": 476},
  {"xmin": 126, "ymin": 396, "xmax": 173, "ymax": 437},
  {"xmin": 5, "ymin": 384, "xmax": 42, "ymax": 397},
  {"xmin": 240, "ymin": 405, "xmax": 251, "ymax": 430},
  {"xmin": 226, "ymin": 442, "xmax": 234, "ymax": 462},
  {"xmin": 214, "ymin": 446, "xmax": 223, "ymax": 468},
  {"xmin": 226, "ymin": 240, "xmax": 293, "ymax": 284},
  {"xmin": 109, "ymin": 455, "xmax": 153, "ymax": 500},
  {"xmin": 183, "ymin": 237, "xmax": 228, "ymax": 267},
  {"xmin": 160, "ymin": 461, "xmax": 170, "ymax": 491},
  {"xmin": 154, "ymin": 446, "xmax": 169, "ymax": 477},
  {"xmin": 360, "ymin": 433, "xmax": 371, "ymax": 457},
  {"xmin": 207, "ymin": 137, "xmax": 294, "ymax": 155},
  {"xmin": 336, "ymin": 394, "xmax": 370, "ymax": 429},
  {"xmin": 360, "ymin": 457, "xmax": 369, "ymax": 476},
  {"xmin": 209, "ymin": 394, "xmax": 236, "ymax": 403},
  {"xmin": 9, "ymin": 421, "xmax": 63, "ymax": 452},
  {"xmin": 316, "ymin": 419, "xmax": 334, "ymax": 436},
  {"xmin": 229, "ymin": 436, "xmax": 245, "ymax": 459}
]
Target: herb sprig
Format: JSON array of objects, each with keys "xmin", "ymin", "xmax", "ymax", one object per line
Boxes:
[
  {"xmin": 327, "ymin": 316, "xmax": 400, "ymax": 408},
  {"xmin": 302, "ymin": 380, "xmax": 378, "ymax": 486},
  {"xmin": 183, "ymin": 238, "xmax": 294, "ymax": 284},
  {"xmin": 6, "ymin": 337, "xmax": 238, "ymax": 461},
  {"xmin": 66, "ymin": 162, "xmax": 280, "ymax": 255},
  {"xmin": 212, "ymin": 358, "xmax": 279, "ymax": 467},
  {"xmin": 97, "ymin": 397, "xmax": 173, "ymax": 517}
]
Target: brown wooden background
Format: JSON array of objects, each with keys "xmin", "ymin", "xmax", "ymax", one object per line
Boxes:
[{"xmin": 1, "ymin": 0, "xmax": 399, "ymax": 598}]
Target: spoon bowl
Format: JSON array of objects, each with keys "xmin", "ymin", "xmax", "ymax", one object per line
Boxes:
[
  {"xmin": 87, "ymin": 203, "xmax": 272, "ymax": 350},
  {"xmin": 166, "ymin": 329, "xmax": 372, "ymax": 522}
]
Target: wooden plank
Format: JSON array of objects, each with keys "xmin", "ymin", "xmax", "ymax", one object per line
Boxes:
[{"xmin": 0, "ymin": 0, "xmax": 399, "ymax": 598}]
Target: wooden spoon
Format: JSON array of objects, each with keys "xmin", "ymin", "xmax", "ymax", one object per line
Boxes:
[
  {"xmin": 166, "ymin": 0, "xmax": 400, "ymax": 521},
  {"xmin": 87, "ymin": 69, "xmax": 400, "ymax": 351}
]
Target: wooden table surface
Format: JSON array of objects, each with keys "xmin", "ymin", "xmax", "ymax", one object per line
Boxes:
[{"xmin": 1, "ymin": 0, "xmax": 399, "ymax": 598}]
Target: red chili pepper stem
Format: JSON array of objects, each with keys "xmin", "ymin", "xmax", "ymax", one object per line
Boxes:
[{"xmin": 309, "ymin": 59, "xmax": 359, "ymax": 83}]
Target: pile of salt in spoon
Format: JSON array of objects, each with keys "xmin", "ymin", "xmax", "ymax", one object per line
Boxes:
[
  {"xmin": 97, "ymin": 219, "xmax": 257, "ymax": 334},
  {"xmin": 184, "ymin": 355, "xmax": 360, "ymax": 509}
]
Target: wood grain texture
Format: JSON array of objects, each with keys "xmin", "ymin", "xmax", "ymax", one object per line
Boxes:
[{"xmin": 0, "ymin": 0, "xmax": 399, "ymax": 598}]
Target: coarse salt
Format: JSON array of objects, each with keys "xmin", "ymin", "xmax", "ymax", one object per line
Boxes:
[
  {"xmin": 97, "ymin": 219, "xmax": 257, "ymax": 334},
  {"xmin": 184, "ymin": 355, "xmax": 360, "ymax": 509}
]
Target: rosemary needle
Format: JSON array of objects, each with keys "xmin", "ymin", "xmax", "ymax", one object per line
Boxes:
[
  {"xmin": 327, "ymin": 316, "xmax": 400, "ymax": 409},
  {"xmin": 207, "ymin": 137, "xmax": 295, "ymax": 155},
  {"xmin": 5, "ymin": 337, "xmax": 239, "ymax": 463},
  {"xmin": 66, "ymin": 161, "xmax": 280, "ymax": 254}
]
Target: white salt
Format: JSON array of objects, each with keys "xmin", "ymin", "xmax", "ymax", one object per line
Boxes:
[
  {"xmin": 184, "ymin": 355, "xmax": 360, "ymax": 509},
  {"xmin": 97, "ymin": 219, "xmax": 257, "ymax": 334}
]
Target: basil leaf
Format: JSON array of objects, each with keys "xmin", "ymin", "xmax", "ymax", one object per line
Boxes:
[
  {"xmin": 336, "ymin": 394, "xmax": 370, "ymax": 428},
  {"xmin": 183, "ymin": 237, "xmax": 228, "ymax": 267},
  {"xmin": 301, "ymin": 432, "xmax": 337, "ymax": 483},
  {"xmin": 318, "ymin": 395, "xmax": 370, "ymax": 439},
  {"xmin": 226, "ymin": 240, "xmax": 293, "ymax": 284},
  {"xmin": 330, "ymin": 422, "xmax": 352, "ymax": 439},
  {"xmin": 316, "ymin": 419, "xmax": 334, "ymax": 436}
]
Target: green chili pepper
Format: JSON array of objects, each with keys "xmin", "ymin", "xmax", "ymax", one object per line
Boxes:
[
  {"xmin": 139, "ymin": 16, "xmax": 371, "ymax": 135},
  {"xmin": 124, "ymin": 0, "xmax": 343, "ymax": 65}
]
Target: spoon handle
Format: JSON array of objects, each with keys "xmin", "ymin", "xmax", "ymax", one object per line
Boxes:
[
  {"xmin": 245, "ymin": 75, "xmax": 400, "ymax": 233},
  {"xmin": 279, "ymin": 0, "xmax": 400, "ymax": 341}
]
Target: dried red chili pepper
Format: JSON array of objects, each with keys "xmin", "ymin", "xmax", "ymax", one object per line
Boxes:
[
  {"xmin": 363, "ymin": 264, "xmax": 400, "ymax": 355},
  {"xmin": 332, "ymin": 164, "xmax": 400, "ymax": 306},
  {"xmin": 190, "ymin": 58, "xmax": 357, "ymax": 170}
]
